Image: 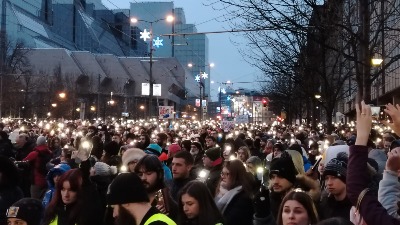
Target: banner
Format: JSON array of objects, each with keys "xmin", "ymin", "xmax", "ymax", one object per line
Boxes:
[
  {"xmin": 195, "ymin": 99, "xmax": 200, "ymax": 107},
  {"xmin": 153, "ymin": 84, "xmax": 161, "ymax": 96},
  {"xmin": 142, "ymin": 83, "xmax": 150, "ymax": 96},
  {"xmin": 159, "ymin": 106, "xmax": 174, "ymax": 119},
  {"xmin": 221, "ymin": 120, "xmax": 235, "ymax": 132},
  {"xmin": 235, "ymin": 115, "xmax": 249, "ymax": 124}
]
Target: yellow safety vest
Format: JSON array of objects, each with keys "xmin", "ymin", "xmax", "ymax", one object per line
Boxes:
[
  {"xmin": 143, "ymin": 213, "xmax": 176, "ymax": 225},
  {"xmin": 49, "ymin": 216, "xmax": 77, "ymax": 225}
]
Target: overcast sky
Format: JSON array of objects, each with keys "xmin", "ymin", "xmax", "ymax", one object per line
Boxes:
[{"xmin": 101, "ymin": 0, "xmax": 261, "ymax": 99}]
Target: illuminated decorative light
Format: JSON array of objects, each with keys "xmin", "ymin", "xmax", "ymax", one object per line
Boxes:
[
  {"xmin": 140, "ymin": 29, "xmax": 151, "ymax": 41},
  {"xmin": 153, "ymin": 37, "xmax": 163, "ymax": 48}
]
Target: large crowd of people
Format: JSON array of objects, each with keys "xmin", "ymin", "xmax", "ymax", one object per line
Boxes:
[{"xmin": 2, "ymin": 102, "xmax": 400, "ymax": 225}]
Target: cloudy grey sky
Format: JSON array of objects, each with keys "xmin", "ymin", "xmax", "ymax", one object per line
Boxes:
[{"xmin": 101, "ymin": 0, "xmax": 261, "ymax": 99}]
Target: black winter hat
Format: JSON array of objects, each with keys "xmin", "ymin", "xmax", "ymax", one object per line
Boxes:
[
  {"xmin": 205, "ymin": 147, "xmax": 221, "ymax": 161},
  {"xmin": 6, "ymin": 198, "xmax": 43, "ymax": 225},
  {"xmin": 107, "ymin": 173, "xmax": 150, "ymax": 205},
  {"xmin": 323, "ymin": 152, "xmax": 348, "ymax": 183},
  {"xmin": 269, "ymin": 155, "xmax": 297, "ymax": 184}
]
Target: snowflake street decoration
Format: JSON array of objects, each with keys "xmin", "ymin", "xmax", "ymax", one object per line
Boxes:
[
  {"xmin": 227, "ymin": 95, "xmax": 231, "ymax": 101},
  {"xmin": 222, "ymin": 88, "xmax": 226, "ymax": 94},
  {"xmin": 153, "ymin": 37, "xmax": 163, "ymax": 48},
  {"xmin": 195, "ymin": 75, "xmax": 201, "ymax": 82},
  {"xmin": 201, "ymin": 72, "xmax": 208, "ymax": 79},
  {"xmin": 140, "ymin": 29, "xmax": 151, "ymax": 41}
]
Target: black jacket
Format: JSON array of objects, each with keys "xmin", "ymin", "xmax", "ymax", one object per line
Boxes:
[
  {"xmin": 206, "ymin": 163, "xmax": 223, "ymax": 197},
  {"xmin": 318, "ymin": 194, "xmax": 352, "ymax": 220},
  {"xmin": 223, "ymin": 190, "xmax": 254, "ymax": 225}
]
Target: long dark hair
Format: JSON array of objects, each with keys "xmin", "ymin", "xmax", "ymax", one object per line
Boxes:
[
  {"xmin": 134, "ymin": 154, "xmax": 165, "ymax": 190},
  {"xmin": 277, "ymin": 190, "xmax": 319, "ymax": 225},
  {"xmin": 177, "ymin": 181, "xmax": 223, "ymax": 225},
  {"xmin": 42, "ymin": 169, "xmax": 83, "ymax": 225},
  {"xmin": 224, "ymin": 159, "xmax": 255, "ymax": 195}
]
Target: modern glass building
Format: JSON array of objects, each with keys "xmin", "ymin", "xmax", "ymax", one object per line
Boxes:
[{"xmin": 0, "ymin": 0, "xmax": 201, "ymax": 118}]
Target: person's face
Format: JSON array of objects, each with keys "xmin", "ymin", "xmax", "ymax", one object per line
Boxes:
[
  {"xmin": 112, "ymin": 136, "xmax": 121, "ymax": 143},
  {"xmin": 113, "ymin": 204, "xmax": 137, "ymax": 225},
  {"xmin": 282, "ymin": 200, "xmax": 310, "ymax": 225},
  {"xmin": 137, "ymin": 168, "xmax": 158, "ymax": 193},
  {"xmin": 171, "ymin": 158, "xmax": 192, "ymax": 179},
  {"xmin": 127, "ymin": 160, "xmax": 138, "ymax": 173},
  {"xmin": 237, "ymin": 149, "xmax": 247, "ymax": 162},
  {"xmin": 260, "ymin": 140, "xmax": 266, "ymax": 148},
  {"xmin": 210, "ymin": 132, "xmax": 218, "ymax": 139},
  {"xmin": 181, "ymin": 193, "xmax": 200, "ymax": 219},
  {"xmin": 156, "ymin": 136, "xmax": 164, "ymax": 146},
  {"xmin": 202, "ymin": 155, "xmax": 213, "ymax": 168},
  {"xmin": 205, "ymin": 138, "xmax": 215, "ymax": 147},
  {"xmin": 53, "ymin": 140, "xmax": 60, "ymax": 148},
  {"xmin": 16, "ymin": 136, "xmax": 27, "ymax": 147},
  {"xmin": 190, "ymin": 145, "xmax": 199, "ymax": 155},
  {"xmin": 53, "ymin": 175, "xmax": 60, "ymax": 185},
  {"xmin": 246, "ymin": 163, "xmax": 256, "ymax": 175},
  {"xmin": 324, "ymin": 175, "xmax": 346, "ymax": 197},
  {"xmin": 221, "ymin": 167, "xmax": 231, "ymax": 189},
  {"xmin": 7, "ymin": 218, "xmax": 27, "ymax": 225},
  {"xmin": 273, "ymin": 148, "xmax": 282, "ymax": 158},
  {"xmin": 61, "ymin": 181, "xmax": 78, "ymax": 205},
  {"xmin": 270, "ymin": 174, "xmax": 292, "ymax": 193},
  {"xmin": 139, "ymin": 136, "xmax": 146, "ymax": 143}
]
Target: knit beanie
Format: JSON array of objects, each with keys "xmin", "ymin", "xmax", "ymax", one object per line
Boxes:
[
  {"xmin": 107, "ymin": 173, "xmax": 150, "ymax": 205},
  {"xmin": 94, "ymin": 162, "xmax": 112, "ymax": 176},
  {"xmin": 36, "ymin": 136, "xmax": 46, "ymax": 146},
  {"xmin": 323, "ymin": 152, "xmax": 348, "ymax": 183},
  {"xmin": 144, "ymin": 143, "xmax": 162, "ymax": 156},
  {"xmin": 205, "ymin": 147, "xmax": 222, "ymax": 161},
  {"xmin": 246, "ymin": 156, "xmax": 262, "ymax": 167},
  {"xmin": 168, "ymin": 143, "xmax": 181, "ymax": 154},
  {"xmin": 122, "ymin": 148, "xmax": 146, "ymax": 166},
  {"xmin": 191, "ymin": 142, "xmax": 203, "ymax": 151},
  {"xmin": 269, "ymin": 155, "xmax": 298, "ymax": 184},
  {"xmin": 7, "ymin": 198, "xmax": 43, "ymax": 225}
]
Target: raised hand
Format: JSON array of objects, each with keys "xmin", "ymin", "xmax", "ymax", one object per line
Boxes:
[
  {"xmin": 386, "ymin": 147, "xmax": 400, "ymax": 173},
  {"xmin": 383, "ymin": 103, "xmax": 400, "ymax": 136},
  {"xmin": 355, "ymin": 101, "xmax": 372, "ymax": 146}
]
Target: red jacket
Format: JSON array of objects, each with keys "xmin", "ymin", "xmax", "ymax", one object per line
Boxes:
[
  {"xmin": 347, "ymin": 145, "xmax": 400, "ymax": 225},
  {"xmin": 23, "ymin": 145, "xmax": 52, "ymax": 188}
]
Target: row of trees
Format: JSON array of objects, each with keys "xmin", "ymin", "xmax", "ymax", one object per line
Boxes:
[{"xmin": 214, "ymin": 0, "xmax": 400, "ymax": 132}]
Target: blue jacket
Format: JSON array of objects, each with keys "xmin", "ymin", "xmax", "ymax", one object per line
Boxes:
[{"xmin": 42, "ymin": 163, "xmax": 71, "ymax": 207}]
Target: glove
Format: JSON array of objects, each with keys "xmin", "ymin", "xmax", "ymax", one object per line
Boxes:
[{"xmin": 253, "ymin": 186, "xmax": 271, "ymax": 218}]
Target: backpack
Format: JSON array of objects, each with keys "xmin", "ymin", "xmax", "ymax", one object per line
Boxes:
[{"xmin": 35, "ymin": 149, "xmax": 53, "ymax": 175}]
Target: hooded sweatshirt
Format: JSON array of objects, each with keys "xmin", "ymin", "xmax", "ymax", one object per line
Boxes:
[{"xmin": 42, "ymin": 164, "xmax": 71, "ymax": 207}]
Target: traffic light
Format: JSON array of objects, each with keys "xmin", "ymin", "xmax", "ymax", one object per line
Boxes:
[{"xmin": 262, "ymin": 98, "xmax": 268, "ymax": 107}]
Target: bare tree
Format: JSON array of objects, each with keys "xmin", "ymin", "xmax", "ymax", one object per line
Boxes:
[{"xmin": 212, "ymin": 0, "xmax": 400, "ymax": 123}]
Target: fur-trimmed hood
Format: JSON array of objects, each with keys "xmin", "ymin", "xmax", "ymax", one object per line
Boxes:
[{"xmin": 121, "ymin": 148, "xmax": 146, "ymax": 166}]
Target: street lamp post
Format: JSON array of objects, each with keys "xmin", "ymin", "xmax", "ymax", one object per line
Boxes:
[
  {"xmin": 131, "ymin": 15, "xmax": 174, "ymax": 119},
  {"xmin": 189, "ymin": 63, "xmax": 214, "ymax": 121},
  {"xmin": 372, "ymin": 54, "xmax": 383, "ymax": 105}
]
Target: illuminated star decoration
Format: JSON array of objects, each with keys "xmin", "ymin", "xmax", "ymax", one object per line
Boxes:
[
  {"xmin": 227, "ymin": 95, "xmax": 231, "ymax": 101},
  {"xmin": 195, "ymin": 75, "xmax": 201, "ymax": 82},
  {"xmin": 201, "ymin": 72, "xmax": 208, "ymax": 79},
  {"xmin": 140, "ymin": 29, "xmax": 151, "ymax": 41},
  {"xmin": 153, "ymin": 37, "xmax": 163, "ymax": 48}
]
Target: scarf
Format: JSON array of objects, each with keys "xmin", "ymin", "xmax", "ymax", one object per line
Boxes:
[{"xmin": 216, "ymin": 185, "xmax": 243, "ymax": 214}]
